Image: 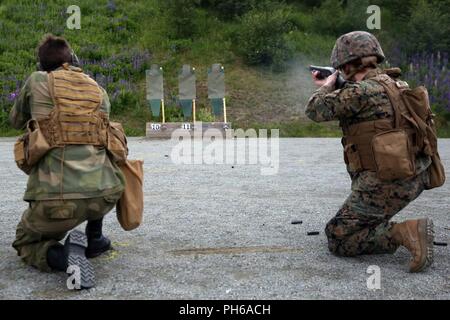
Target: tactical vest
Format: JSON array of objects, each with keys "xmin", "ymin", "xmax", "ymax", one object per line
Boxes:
[
  {"xmin": 42, "ymin": 63, "xmax": 108, "ymax": 147},
  {"xmin": 341, "ymin": 72, "xmax": 443, "ymax": 184},
  {"xmin": 14, "ymin": 64, "xmax": 128, "ymax": 174}
]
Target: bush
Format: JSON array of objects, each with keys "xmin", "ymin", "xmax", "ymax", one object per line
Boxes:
[
  {"xmin": 289, "ymin": 0, "xmax": 325, "ymax": 7},
  {"xmin": 201, "ymin": 0, "xmax": 255, "ymax": 20},
  {"xmin": 401, "ymin": 0, "xmax": 450, "ymax": 54},
  {"xmin": 235, "ymin": 8, "xmax": 295, "ymax": 70},
  {"xmin": 404, "ymin": 52, "xmax": 450, "ymax": 121},
  {"xmin": 162, "ymin": 0, "xmax": 199, "ymax": 39},
  {"xmin": 311, "ymin": 0, "xmax": 371, "ymax": 36},
  {"xmin": 288, "ymin": 31, "xmax": 335, "ymax": 61}
]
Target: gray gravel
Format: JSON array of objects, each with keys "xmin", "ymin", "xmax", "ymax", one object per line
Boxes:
[{"xmin": 0, "ymin": 137, "xmax": 449, "ymax": 300}]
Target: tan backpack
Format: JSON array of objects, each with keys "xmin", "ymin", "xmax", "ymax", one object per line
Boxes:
[{"xmin": 374, "ymin": 74, "xmax": 445, "ymax": 189}]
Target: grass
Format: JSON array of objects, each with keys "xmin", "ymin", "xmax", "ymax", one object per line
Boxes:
[
  {"xmin": 437, "ymin": 125, "xmax": 450, "ymax": 138},
  {"xmin": 235, "ymin": 120, "xmax": 342, "ymax": 138},
  {"xmin": 0, "ymin": 0, "xmax": 448, "ymax": 137},
  {"xmin": 0, "ymin": 0, "xmax": 344, "ymax": 138},
  {"xmin": 0, "ymin": 128, "xmax": 22, "ymax": 137}
]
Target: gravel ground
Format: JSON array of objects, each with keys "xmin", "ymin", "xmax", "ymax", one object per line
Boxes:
[{"xmin": 0, "ymin": 137, "xmax": 448, "ymax": 300}]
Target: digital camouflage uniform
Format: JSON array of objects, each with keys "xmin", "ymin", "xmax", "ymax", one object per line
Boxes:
[
  {"xmin": 10, "ymin": 69, "xmax": 125, "ymax": 271},
  {"xmin": 305, "ymin": 68, "xmax": 431, "ymax": 257}
]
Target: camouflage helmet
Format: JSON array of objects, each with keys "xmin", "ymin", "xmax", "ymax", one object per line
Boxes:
[{"xmin": 331, "ymin": 31, "xmax": 385, "ymax": 69}]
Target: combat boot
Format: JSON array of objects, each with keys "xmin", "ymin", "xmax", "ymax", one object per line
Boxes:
[
  {"xmin": 391, "ymin": 218, "xmax": 434, "ymax": 273},
  {"xmin": 47, "ymin": 243, "xmax": 67, "ymax": 272},
  {"xmin": 46, "ymin": 230, "xmax": 95, "ymax": 289},
  {"xmin": 85, "ymin": 218, "xmax": 112, "ymax": 258}
]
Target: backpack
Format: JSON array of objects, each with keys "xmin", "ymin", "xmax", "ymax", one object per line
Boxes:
[{"xmin": 374, "ymin": 74, "xmax": 445, "ymax": 189}]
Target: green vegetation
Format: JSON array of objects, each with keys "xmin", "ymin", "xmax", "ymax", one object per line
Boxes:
[
  {"xmin": 235, "ymin": 2, "xmax": 295, "ymax": 70},
  {"xmin": 0, "ymin": 0, "xmax": 449, "ymax": 137},
  {"xmin": 241, "ymin": 121, "xmax": 343, "ymax": 138}
]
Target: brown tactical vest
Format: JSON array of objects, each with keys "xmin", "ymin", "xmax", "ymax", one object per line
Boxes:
[
  {"xmin": 14, "ymin": 64, "xmax": 128, "ymax": 174},
  {"xmin": 40, "ymin": 63, "xmax": 108, "ymax": 147},
  {"xmin": 341, "ymin": 73, "xmax": 438, "ymax": 182}
]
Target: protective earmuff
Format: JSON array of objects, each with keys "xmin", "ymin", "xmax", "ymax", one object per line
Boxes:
[{"xmin": 70, "ymin": 50, "xmax": 80, "ymax": 67}]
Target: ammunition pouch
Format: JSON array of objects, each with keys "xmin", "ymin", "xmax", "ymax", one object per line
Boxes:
[
  {"xmin": 372, "ymin": 129, "xmax": 415, "ymax": 181},
  {"xmin": 14, "ymin": 119, "xmax": 52, "ymax": 175},
  {"xmin": 344, "ymin": 124, "xmax": 417, "ymax": 182},
  {"xmin": 14, "ymin": 134, "xmax": 32, "ymax": 175},
  {"xmin": 107, "ymin": 122, "xmax": 128, "ymax": 165},
  {"xmin": 26, "ymin": 119, "xmax": 52, "ymax": 166}
]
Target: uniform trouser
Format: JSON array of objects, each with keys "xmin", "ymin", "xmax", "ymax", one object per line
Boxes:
[
  {"xmin": 325, "ymin": 170, "xmax": 429, "ymax": 257},
  {"xmin": 12, "ymin": 191, "xmax": 123, "ymax": 272}
]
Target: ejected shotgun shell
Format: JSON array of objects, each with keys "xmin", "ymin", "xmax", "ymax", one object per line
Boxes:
[
  {"xmin": 307, "ymin": 232, "xmax": 320, "ymax": 236},
  {"xmin": 291, "ymin": 220, "xmax": 303, "ymax": 225},
  {"xmin": 433, "ymin": 241, "xmax": 448, "ymax": 246}
]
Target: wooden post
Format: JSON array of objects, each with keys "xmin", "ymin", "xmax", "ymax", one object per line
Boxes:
[
  {"xmin": 223, "ymin": 97, "xmax": 227, "ymax": 123},
  {"xmin": 192, "ymin": 99, "xmax": 196, "ymax": 122},
  {"xmin": 161, "ymin": 99, "xmax": 166, "ymax": 124}
]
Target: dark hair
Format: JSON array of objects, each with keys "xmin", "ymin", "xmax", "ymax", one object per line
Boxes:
[
  {"xmin": 340, "ymin": 56, "xmax": 378, "ymax": 79},
  {"xmin": 341, "ymin": 56, "xmax": 378, "ymax": 70},
  {"xmin": 37, "ymin": 34, "xmax": 72, "ymax": 72}
]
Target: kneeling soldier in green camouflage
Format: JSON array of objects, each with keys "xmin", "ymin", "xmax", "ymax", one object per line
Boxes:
[
  {"xmin": 10, "ymin": 35, "xmax": 125, "ymax": 288},
  {"xmin": 306, "ymin": 31, "xmax": 444, "ymax": 272}
]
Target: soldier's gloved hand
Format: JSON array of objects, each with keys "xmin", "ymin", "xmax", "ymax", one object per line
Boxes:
[{"xmin": 311, "ymin": 70, "xmax": 338, "ymax": 88}]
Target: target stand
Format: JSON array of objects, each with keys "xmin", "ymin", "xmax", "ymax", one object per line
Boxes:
[
  {"xmin": 146, "ymin": 122, "xmax": 232, "ymax": 139},
  {"xmin": 145, "ymin": 63, "xmax": 230, "ymax": 139}
]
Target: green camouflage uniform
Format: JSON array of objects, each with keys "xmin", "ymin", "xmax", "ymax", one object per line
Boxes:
[
  {"xmin": 10, "ymin": 69, "xmax": 125, "ymax": 271},
  {"xmin": 306, "ymin": 68, "xmax": 431, "ymax": 257}
]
